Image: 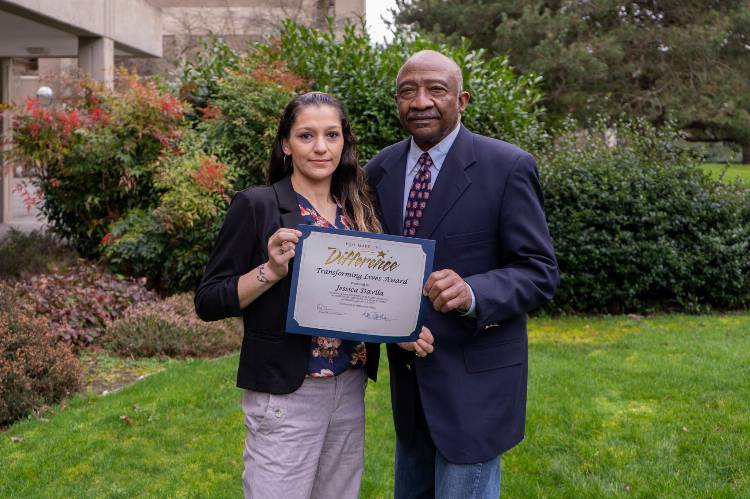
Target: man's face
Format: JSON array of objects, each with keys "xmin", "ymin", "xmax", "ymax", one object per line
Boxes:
[{"xmin": 395, "ymin": 60, "xmax": 469, "ymax": 150}]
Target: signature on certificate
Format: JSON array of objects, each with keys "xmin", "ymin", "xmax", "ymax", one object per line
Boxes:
[
  {"xmin": 317, "ymin": 304, "xmax": 344, "ymax": 315},
  {"xmin": 362, "ymin": 311, "xmax": 395, "ymax": 322}
]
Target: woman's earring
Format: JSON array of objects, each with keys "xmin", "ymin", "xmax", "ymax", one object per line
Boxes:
[{"xmin": 283, "ymin": 154, "xmax": 290, "ymax": 169}]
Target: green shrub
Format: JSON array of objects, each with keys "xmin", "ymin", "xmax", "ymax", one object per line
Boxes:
[
  {"xmin": 267, "ymin": 20, "xmax": 547, "ymax": 160},
  {"xmin": 11, "ymin": 72, "xmax": 187, "ymax": 257},
  {"xmin": 0, "ymin": 283, "xmax": 81, "ymax": 426},
  {"xmin": 173, "ymin": 35, "xmax": 242, "ymax": 120},
  {"xmin": 0, "ymin": 229, "xmax": 76, "ymax": 278},
  {"xmin": 14, "ymin": 262, "xmax": 158, "ymax": 347},
  {"xmin": 9, "ymin": 23, "xmax": 544, "ymax": 294},
  {"xmin": 541, "ymin": 118, "xmax": 750, "ymax": 313},
  {"xmin": 101, "ymin": 131, "xmax": 235, "ymax": 291},
  {"xmin": 196, "ymin": 58, "xmax": 301, "ymax": 189},
  {"xmin": 102, "ymin": 58, "xmax": 298, "ymax": 291},
  {"xmin": 175, "ymin": 22, "xmax": 545, "ymax": 163},
  {"xmin": 104, "ymin": 293, "xmax": 242, "ymax": 358}
]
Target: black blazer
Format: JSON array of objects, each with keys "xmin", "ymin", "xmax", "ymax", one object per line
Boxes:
[
  {"xmin": 366, "ymin": 125, "xmax": 558, "ymax": 463},
  {"xmin": 195, "ymin": 175, "xmax": 379, "ymax": 394}
]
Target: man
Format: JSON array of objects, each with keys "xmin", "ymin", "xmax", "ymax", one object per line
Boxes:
[{"xmin": 365, "ymin": 50, "xmax": 559, "ymax": 498}]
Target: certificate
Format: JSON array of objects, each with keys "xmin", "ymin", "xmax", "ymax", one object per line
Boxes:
[{"xmin": 285, "ymin": 225, "xmax": 435, "ymax": 343}]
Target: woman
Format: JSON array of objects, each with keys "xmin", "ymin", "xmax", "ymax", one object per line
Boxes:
[{"xmin": 195, "ymin": 92, "xmax": 433, "ymax": 499}]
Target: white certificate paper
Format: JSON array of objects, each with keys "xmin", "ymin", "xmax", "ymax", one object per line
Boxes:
[{"xmin": 286, "ymin": 225, "xmax": 435, "ymax": 343}]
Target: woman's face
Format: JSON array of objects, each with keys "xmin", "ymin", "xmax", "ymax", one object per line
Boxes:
[{"xmin": 283, "ymin": 104, "xmax": 344, "ymax": 183}]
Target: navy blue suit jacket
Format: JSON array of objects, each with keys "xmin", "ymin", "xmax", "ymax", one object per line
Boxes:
[{"xmin": 365, "ymin": 125, "xmax": 559, "ymax": 463}]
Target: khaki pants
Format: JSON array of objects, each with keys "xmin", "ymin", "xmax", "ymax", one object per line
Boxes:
[{"xmin": 241, "ymin": 368, "xmax": 367, "ymax": 499}]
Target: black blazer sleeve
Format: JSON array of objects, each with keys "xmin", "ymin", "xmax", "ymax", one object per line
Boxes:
[{"xmin": 195, "ymin": 192, "xmax": 257, "ymax": 321}]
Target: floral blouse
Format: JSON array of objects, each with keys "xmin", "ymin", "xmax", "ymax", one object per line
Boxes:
[{"xmin": 296, "ymin": 193, "xmax": 367, "ymax": 378}]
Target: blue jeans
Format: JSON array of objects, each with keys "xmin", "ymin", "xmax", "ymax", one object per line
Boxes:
[{"xmin": 394, "ymin": 417, "xmax": 501, "ymax": 499}]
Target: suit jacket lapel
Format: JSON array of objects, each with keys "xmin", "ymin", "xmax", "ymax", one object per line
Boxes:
[
  {"xmin": 273, "ymin": 175, "xmax": 305, "ymax": 229},
  {"xmin": 375, "ymin": 140, "xmax": 410, "ymax": 235},
  {"xmin": 416, "ymin": 125, "xmax": 475, "ymax": 239}
]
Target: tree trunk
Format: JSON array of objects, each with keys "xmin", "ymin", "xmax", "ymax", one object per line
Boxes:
[{"xmin": 742, "ymin": 143, "xmax": 750, "ymax": 164}]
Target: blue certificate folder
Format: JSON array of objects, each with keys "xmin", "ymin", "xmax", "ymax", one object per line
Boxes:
[{"xmin": 285, "ymin": 224, "xmax": 435, "ymax": 343}]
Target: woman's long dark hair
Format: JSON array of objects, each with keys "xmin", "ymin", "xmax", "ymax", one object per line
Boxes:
[{"xmin": 268, "ymin": 92, "xmax": 382, "ymax": 233}]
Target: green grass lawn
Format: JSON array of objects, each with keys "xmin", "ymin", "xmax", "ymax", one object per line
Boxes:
[
  {"xmin": 702, "ymin": 163, "xmax": 750, "ymax": 184},
  {"xmin": 2, "ymin": 315, "xmax": 749, "ymax": 498}
]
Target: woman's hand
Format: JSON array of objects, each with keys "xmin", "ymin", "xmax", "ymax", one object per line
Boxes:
[
  {"xmin": 263, "ymin": 228, "xmax": 302, "ymax": 282},
  {"xmin": 398, "ymin": 326, "xmax": 434, "ymax": 358}
]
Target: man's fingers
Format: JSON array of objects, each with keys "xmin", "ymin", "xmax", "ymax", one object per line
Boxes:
[
  {"xmin": 413, "ymin": 340, "xmax": 433, "ymax": 357},
  {"xmin": 418, "ymin": 326, "xmax": 433, "ymax": 344},
  {"xmin": 397, "ymin": 342, "xmax": 415, "ymax": 351},
  {"xmin": 432, "ymin": 283, "xmax": 463, "ymax": 310},
  {"xmin": 427, "ymin": 274, "xmax": 454, "ymax": 302},
  {"xmin": 416, "ymin": 339, "xmax": 433, "ymax": 354},
  {"xmin": 423, "ymin": 269, "xmax": 450, "ymax": 295},
  {"xmin": 423, "ymin": 270, "xmax": 472, "ymax": 314},
  {"xmin": 441, "ymin": 294, "xmax": 469, "ymax": 313},
  {"xmin": 438, "ymin": 284, "xmax": 470, "ymax": 311},
  {"xmin": 401, "ymin": 326, "xmax": 435, "ymax": 357}
]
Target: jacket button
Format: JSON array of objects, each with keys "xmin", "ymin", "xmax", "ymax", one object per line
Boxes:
[{"xmin": 406, "ymin": 364, "xmax": 412, "ymax": 371}]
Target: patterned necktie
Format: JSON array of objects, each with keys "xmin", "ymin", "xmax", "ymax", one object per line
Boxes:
[{"xmin": 403, "ymin": 152, "xmax": 433, "ymax": 237}]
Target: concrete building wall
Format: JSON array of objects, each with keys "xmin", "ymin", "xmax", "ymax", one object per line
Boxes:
[
  {"xmin": 124, "ymin": 0, "xmax": 365, "ymax": 77},
  {"xmin": 0, "ymin": 0, "xmax": 163, "ymax": 57}
]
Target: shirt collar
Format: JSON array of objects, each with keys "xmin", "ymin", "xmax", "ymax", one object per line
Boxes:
[{"xmin": 406, "ymin": 121, "xmax": 462, "ymax": 175}]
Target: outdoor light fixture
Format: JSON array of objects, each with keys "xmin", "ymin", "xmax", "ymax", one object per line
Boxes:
[
  {"xmin": 26, "ymin": 47, "xmax": 50, "ymax": 56},
  {"xmin": 36, "ymin": 86, "xmax": 54, "ymax": 106}
]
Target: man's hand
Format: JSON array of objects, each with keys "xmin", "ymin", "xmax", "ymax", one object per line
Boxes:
[
  {"xmin": 423, "ymin": 269, "xmax": 472, "ymax": 313},
  {"xmin": 398, "ymin": 326, "xmax": 434, "ymax": 357}
]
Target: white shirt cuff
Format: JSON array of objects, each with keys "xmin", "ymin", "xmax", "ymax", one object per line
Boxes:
[{"xmin": 460, "ymin": 284, "xmax": 477, "ymax": 317}]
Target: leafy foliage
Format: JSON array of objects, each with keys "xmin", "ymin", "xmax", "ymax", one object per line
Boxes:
[
  {"xmin": 96, "ymin": 56, "xmax": 298, "ymax": 291},
  {"xmin": 104, "ymin": 293, "xmax": 242, "ymax": 358},
  {"xmin": 270, "ymin": 20, "xmax": 546, "ymax": 160},
  {"xmin": 98, "ymin": 23, "xmax": 543, "ymax": 291},
  {"xmin": 12, "ymin": 22, "xmax": 747, "ymax": 313},
  {"xmin": 101, "ymin": 131, "xmax": 235, "ymax": 291},
  {"xmin": 11, "ymin": 72, "xmax": 187, "ymax": 257},
  {"xmin": 0, "ymin": 283, "xmax": 81, "ymax": 426},
  {"xmin": 172, "ymin": 35, "xmax": 242, "ymax": 120},
  {"xmin": 13, "ymin": 262, "xmax": 158, "ymax": 347},
  {"xmin": 195, "ymin": 58, "xmax": 302, "ymax": 189},
  {"xmin": 540, "ymin": 118, "xmax": 750, "ymax": 312},
  {"xmin": 0, "ymin": 229, "xmax": 77, "ymax": 278},
  {"xmin": 395, "ymin": 0, "xmax": 750, "ymax": 161}
]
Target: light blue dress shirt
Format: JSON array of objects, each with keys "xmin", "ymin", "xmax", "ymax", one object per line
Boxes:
[{"xmin": 403, "ymin": 121, "xmax": 477, "ymax": 316}]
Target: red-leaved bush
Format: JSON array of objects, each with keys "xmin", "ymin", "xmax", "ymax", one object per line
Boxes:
[
  {"xmin": 0, "ymin": 283, "xmax": 81, "ymax": 426},
  {"xmin": 14, "ymin": 261, "xmax": 158, "ymax": 347},
  {"xmin": 11, "ymin": 70, "xmax": 188, "ymax": 257}
]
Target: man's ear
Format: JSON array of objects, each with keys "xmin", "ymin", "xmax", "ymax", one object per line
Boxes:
[{"xmin": 458, "ymin": 91, "xmax": 470, "ymax": 113}]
